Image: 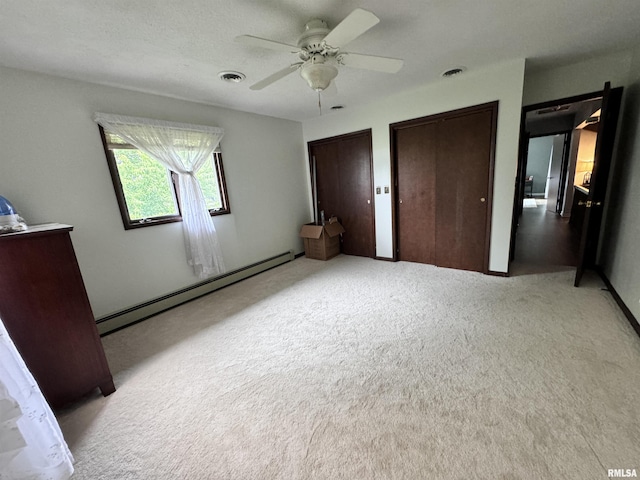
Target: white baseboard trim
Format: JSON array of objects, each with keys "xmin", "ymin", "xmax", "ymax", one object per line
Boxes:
[{"xmin": 96, "ymin": 250, "xmax": 295, "ymax": 335}]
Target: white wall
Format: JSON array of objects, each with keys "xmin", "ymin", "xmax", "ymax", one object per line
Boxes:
[
  {"xmin": 0, "ymin": 66, "xmax": 309, "ymax": 318},
  {"xmin": 600, "ymin": 45, "xmax": 640, "ymax": 322},
  {"xmin": 526, "ymin": 136, "xmax": 554, "ymax": 195},
  {"xmin": 302, "ymin": 59, "xmax": 526, "ymax": 273},
  {"xmin": 523, "ymin": 51, "xmax": 632, "ymax": 106}
]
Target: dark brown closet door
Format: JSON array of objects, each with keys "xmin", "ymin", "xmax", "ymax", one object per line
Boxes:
[
  {"xmin": 313, "ymin": 140, "xmax": 340, "ymax": 223},
  {"xmin": 395, "ymin": 121, "xmax": 438, "ymax": 264},
  {"xmin": 337, "ymin": 134, "xmax": 375, "ymax": 257},
  {"xmin": 309, "ymin": 130, "xmax": 374, "ymax": 258},
  {"xmin": 436, "ymin": 109, "xmax": 493, "ymax": 272},
  {"xmin": 392, "ymin": 102, "xmax": 496, "ymax": 273}
]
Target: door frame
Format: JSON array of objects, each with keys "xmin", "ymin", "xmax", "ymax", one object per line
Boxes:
[
  {"xmin": 509, "ymin": 87, "xmax": 622, "ymax": 278},
  {"xmin": 307, "ymin": 129, "xmax": 376, "ymax": 258},
  {"xmin": 390, "ymin": 101, "xmax": 498, "ymax": 272},
  {"xmin": 554, "ymin": 132, "xmax": 573, "ymax": 215},
  {"xmin": 510, "ymin": 92, "xmax": 606, "ymax": 266}
]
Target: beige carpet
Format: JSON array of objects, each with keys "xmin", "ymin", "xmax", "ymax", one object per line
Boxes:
[{"xmin": 57, "ymin": 256, "xmax": 640, "ymax": 479}]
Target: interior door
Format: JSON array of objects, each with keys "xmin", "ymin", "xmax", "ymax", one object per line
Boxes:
[
  {"xmin": 574, "ymin": 83, "xmax": 623, "ymax": 286},
  {"xmin": 436, "ymin": 108, "xmax": 493, "ymax": 272},
  {"xmin": 510, "ymin": 129, "xmax": 530, "ymax": 262},
  {"xmin": 546, "ymin": 135, "xmax": 564, "ymax": 213},
  {"xmin": 555, "ymin": 133, "xmax": 572, "ymax": 214},
  {"xmin": 309, "ymin": 130, "xmax": 375, "ymax": 258},
  {"xmin": 337, "ymin": 134, "xmax": 375, "ymax": 257},
  {"xmin": 312, "ymin": 141, "xmax": 340, "ymax": 223},
  {"xmin": 395, "ymin": 121, "xmax": 438, "ymax": 264},
  {"xmin": 393, "ymin": 102, "xmax": 496, "ymax": 272}
]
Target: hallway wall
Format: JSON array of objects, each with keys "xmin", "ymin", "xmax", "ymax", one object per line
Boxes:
[
  {"xmin": 600, "ymin": 45, "xmax": 640, "ymax": 324},
  {"xmin": 526, "ymin": 136, "xmax": 553, "ymax": 195}
]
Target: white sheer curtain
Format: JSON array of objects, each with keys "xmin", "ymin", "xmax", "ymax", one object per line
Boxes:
[
  {"xmin": 0, "ymin": 317, "xmax": 74, "ymax": 480},
  {"xmin": 94, "ymin": 113, "xmax": 226, "ymax": 278}
]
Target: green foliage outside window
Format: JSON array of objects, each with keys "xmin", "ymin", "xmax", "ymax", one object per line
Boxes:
[
  {"xmin": 113, "ymin": 149, "xmax": 178, "ymax": 220},
  {"xmin": 196, "ymin": 158, "xmax": 223, "ymax": 211}
]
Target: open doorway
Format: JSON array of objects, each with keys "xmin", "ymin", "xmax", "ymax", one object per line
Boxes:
[
  {"xmin": 522, "ymin": 134, "xmax": 569, "ymax": 211},
  {"xmin": 510, "ymin": 86, "xmax": 622, "ymax": 279},
  {"xmin": 514, "ymin": 131, "xmax": 580, "ymax": 270}
]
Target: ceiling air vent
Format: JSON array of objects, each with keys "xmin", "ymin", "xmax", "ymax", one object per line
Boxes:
[
  {"xmin": 537, "ymin": 105, "xmax": 570, "ymax": 115},
  {"xmin": 218, "ymin": 71, "xmax": 246, "ymax": 83},
  {"xmin": 441, "ymin": 66, "xmax": 466, "ymax": 78}
]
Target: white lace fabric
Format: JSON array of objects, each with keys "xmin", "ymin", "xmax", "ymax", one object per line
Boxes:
[{"xmin": 0, "ymin": 318, "xmax": 74, "ymax": 480}]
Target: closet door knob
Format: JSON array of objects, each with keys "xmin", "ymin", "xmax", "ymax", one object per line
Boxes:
[
  {"xmin": 480, "ymin": 198, "xmax": 486, "ymax": 203},
  {"xmin": 399, "ymin": 199, "xmax": 403, "ymax": 204}
]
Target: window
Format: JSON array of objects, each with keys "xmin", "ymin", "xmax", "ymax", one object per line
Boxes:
[
  {"xmin": 99, "ymin": 127, "xmax": 230, "ymax": 229},
  {"xmin": 195, "ymin": 153, "xmax": 230, "ymax": 216}
]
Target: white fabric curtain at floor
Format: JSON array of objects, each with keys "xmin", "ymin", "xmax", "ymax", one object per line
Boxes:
[
  {"xmin": 94, "ymin": 113, "xmax": 226, "ymax": 278},
  {"xmin": 0, "ymin": 317, "xmax": 74, "ymax": 480}
]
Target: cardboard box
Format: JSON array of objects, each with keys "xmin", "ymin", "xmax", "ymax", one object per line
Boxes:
[{"xmin": 299, "ymin": 220, "xmax": 345, "ymax": 260}]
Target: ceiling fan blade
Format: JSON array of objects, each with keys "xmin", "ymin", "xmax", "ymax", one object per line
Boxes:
[
  {"xmin": 250, "ymin": 64, "xmax": 301, "ymax": 90},
  {"xmin": 340, "ymin": 52, "xmax": 404, "ymax": 73},
  {"xmin": 322, "ymin": 8, "xmax": 380, "ymax": 48},
  {"xmin": 235, "ymin": 35, "xmax": 298, "ymax": 53}
]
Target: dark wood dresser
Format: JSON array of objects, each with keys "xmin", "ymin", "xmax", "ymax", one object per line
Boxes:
[{"xmin": 0, "ymin": 223, "xmax": 115, "ymax": 408}]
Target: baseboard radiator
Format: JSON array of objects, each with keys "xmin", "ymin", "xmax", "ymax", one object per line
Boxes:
[{"xmin": 96, "ymin": 250, "xmax": 295, "ymax": 336}]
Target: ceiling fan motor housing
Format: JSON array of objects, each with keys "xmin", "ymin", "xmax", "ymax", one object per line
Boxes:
[{"xmin": 297, "ymin": 19, "xmax": 331, "ymax": 51}]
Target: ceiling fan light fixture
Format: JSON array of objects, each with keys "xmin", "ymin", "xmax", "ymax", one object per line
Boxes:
[{"xmin": 300, "ymin": 63, "xmax": 338, "ymax": 91}]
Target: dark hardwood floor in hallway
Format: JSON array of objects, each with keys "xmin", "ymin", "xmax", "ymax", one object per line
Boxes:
[{"xmin": 511, "ymin": 199, "xmax": 581, "ymax": 275}]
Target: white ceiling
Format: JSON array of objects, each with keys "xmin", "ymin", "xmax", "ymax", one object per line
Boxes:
[{"xmin": 2, "ymin": 0, "xmax": 640, "ymax": 121}]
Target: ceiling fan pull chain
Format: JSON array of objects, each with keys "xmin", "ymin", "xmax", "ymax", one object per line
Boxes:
[{"xmin": 318, "ymin": 90, "xmax": 322, "ymax": 116}]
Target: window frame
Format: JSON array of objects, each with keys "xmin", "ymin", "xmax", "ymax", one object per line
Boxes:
[
  {"xmin": 197, "ymin": 152, "xmax": 231, "ymax": 217},
  {"xmin": 98, "ymin": 126, "xmax": 230, "ymax": 230}
]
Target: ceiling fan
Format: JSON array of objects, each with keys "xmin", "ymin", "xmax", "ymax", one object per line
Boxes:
[{"xmin": 236, "ymin": 8, "xmax": 404, "ymax": 92}]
